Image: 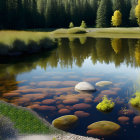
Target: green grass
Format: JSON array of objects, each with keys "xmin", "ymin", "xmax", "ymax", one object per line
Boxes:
[
  {"xmin": 52, "ymin": 27, "xmax": 87, "ymax": 34},
  {"xmin": 0, "ymin": 31, "xmax": 56, "ymax": 56},
  {"xmin": 67, "ymin": 27, "xmax": 87, "ymax": 34},
  {"xmin": 0, "ymin": 101, "xmax": 55, "ymax": 134},
  {"xmin": 0, "ymin": 31, "xmax": 51, "ymax": 46},
  {"xmin": 51, "ymin": 27, "xmax": 140, "ymax": 39}
]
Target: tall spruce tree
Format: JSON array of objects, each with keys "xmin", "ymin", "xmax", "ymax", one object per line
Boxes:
[
  {"xmin": 96, "ymin": 0, "xmax": 113, "ymax": 27},
  {"xmin": 129, "ymin": 0, "xmax": 138, "ymax": 26}
]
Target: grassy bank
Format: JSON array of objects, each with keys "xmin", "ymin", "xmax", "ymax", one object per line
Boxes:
[
  {"xmin": 0, "ymin": 31, "xmax": 56, "ymax": 56},
  {"xmin": 0, "ymin": 101, "xmax": 56, "ymax": 134},
  {"xmin": 51, "ymin": 27, "xmax": 140, "ymax": 39},
  {"xmin": 0, "ymin": 27, "xmax": 140, "ymax": 56}
]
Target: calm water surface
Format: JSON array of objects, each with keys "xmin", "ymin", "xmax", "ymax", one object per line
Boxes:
[{"xmin": 1, "ymin": 37, "xmax": 140, "ymax": 140}]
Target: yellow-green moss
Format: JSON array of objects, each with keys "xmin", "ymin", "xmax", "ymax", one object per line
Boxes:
[{"xmin": 96, "ymin": 95, "xmax": 115, "ymax": 112}]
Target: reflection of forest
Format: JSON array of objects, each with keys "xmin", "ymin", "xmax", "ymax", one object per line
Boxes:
[
  {"xmin": 57, "ymin": 37, "xmax": 139, "ymax": 68},
  {"xmin": 0, "ymin": 37, "xmax": 140, "ymax": 98},
  {"xmin": 1, "ymin": 38, "xmax": 140, "ymax": 78}
]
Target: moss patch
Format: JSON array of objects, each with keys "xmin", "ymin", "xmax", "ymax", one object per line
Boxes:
[
  {"xmin": 96, "ymin": 95, "xmax": 115, "ymax": 112},
  {"xmin": 129, "ymin": 92, "xmax": 140, "ymax": 107},
  {"xmin": 0, "ymin": 101, "xmax": 55, "ymax": 134}
]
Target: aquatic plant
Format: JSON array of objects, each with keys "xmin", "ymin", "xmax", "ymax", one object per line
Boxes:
[
  {"xmin": 96, "ymin": 95, "xmax": 115, "ymax": 112},
  {"xmin": 129, "ymin": 92, "xmax": 140, "ymax": 107}
]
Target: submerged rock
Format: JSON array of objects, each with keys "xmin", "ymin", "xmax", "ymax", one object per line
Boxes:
[
  {"xmin": 74, "ymin": 111, "xmax": 90, "ymax": 117},
  {"xmin": 95, "ymin": 81, "xmax": 112, "ymax": 87},
  {"xmin": 52, "ymin": 115, "xmax": 78, "ymax": 130},
  {"xmin": 87, "ymin": 121, "xmax": 120, "ymax": 136},
  {"xmin": 58, "ymin": 109, "xmax": 71, "ymax": 114},
  {"xmin": 73, "ymin": 103, "xmax": 91, "ymax": 110},
  {"xmin": 75, "ymin": 82, "xmax": 95, "ymax": 91},
  {"xmin": 118, "ymin": 116, "xmax": 129, "ymax": 124},
  {"xmin": 133, "ymin": 116, "xmax": 140, "ymax": 124}
]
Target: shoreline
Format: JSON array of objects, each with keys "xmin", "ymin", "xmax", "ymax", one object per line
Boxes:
[{"xmin": 0, "ymin": 101, "xmax": 99, "ymax": 140}]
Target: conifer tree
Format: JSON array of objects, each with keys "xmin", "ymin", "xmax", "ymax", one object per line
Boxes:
[
  {"xmin": 129, "ymin": 0, "xmax": 138, "ymax": 26},
  {"xmin": 69, "ymin": 22, "xmax": 74, "ymax": 28},
  {"xmin": 96, "ymin": 0, "xmax": 113, "ymax": 27},
  {"xmin": 111, "ymin": 10, "xmax": 122, "ymax": 27},
  {"xmin": 80, "ymin": 20, "xmax": 87, "ymax": 28}
]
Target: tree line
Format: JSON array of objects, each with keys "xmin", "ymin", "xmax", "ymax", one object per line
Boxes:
[{"xmin": 0, "ymin": 0, "xmax": 139, "ymax": 29}]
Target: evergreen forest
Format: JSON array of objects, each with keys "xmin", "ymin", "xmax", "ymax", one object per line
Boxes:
[{"xmin": 0, "ymin": 0, "xmax": 139, "ymax": 29}]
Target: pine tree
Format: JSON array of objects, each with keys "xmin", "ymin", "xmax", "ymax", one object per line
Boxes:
[
  {"xmin": 69, "ymin": 22, "xmax": 74, "ymax": 28},
  {"xmin": 111, "ymin": 10, "xmax": 122, "ymax": 27},
  {"xmin": 135, "ymin": 0, "xmax": 140, "ymax": 26},
  {"xmin": 80, "ymin": 20, "xmax": 87, "ymax": 28},
  {"xmin": 96, "ymin": 0, "xmax": 113, "ymax": 27},
  {"xmin": 129, "ymin": 0, "xmax": 138, "ymax": 26},
  {"xmin": 113, "ymin": 0, "xmax": 124, "ymax": 11}
]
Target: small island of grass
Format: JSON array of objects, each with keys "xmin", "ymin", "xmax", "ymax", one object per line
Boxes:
[{"xmin": 52, "ymin": 27, "xmax": 87, "ymax": 34}]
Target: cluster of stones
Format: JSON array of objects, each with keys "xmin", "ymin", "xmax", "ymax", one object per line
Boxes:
[
  {"xmin": 52, "ymin": 115, "xmax": 121, "ymax": 136},
  {"xmin": 75, "ymin": 81, "xmax": 113, "ymax": 92},
  {"xmin": 52, "ymin": 81, "xmax": 122, "ymax": 136}
]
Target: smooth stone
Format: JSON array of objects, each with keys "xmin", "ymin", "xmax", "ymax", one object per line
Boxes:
[
  {"xmin": 74, "ymin": 111, "xmax": 90, "ymax": 117},
  {"xmin": 87, "ymin": 121, "xmax": 120, "ymax": 136},
  {"xmin": 95, "ymin": 81, "xmax": 112, "ymax": 87},
  {"xmin": 52, "ymin": 115, "xmax": 78, "ymax": 130},
  {"xmin": 75, "ymin": 82, "xmax": 95, "ymax": 91},
  {"xmin": 133, "ymin": 116, "xmax": 140, "ymax": 124},
  {"xmin": 118, "ymin": 116, "xmax": 129, "ymax": 123}
]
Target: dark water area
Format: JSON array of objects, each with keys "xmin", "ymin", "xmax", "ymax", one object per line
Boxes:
[{"xmin": 1, "ymin": 37, "xmax": 140, "ymax": 140}]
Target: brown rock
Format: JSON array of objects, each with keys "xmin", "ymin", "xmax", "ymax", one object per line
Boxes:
[
  {"xmin": 36, "ymin": 105, "xmax": 56, "ymax": 111},
  {"xmin": 73, "ymin": 103, "xmax": 91, "ymax": 110},
  {"xmin": 63, "ymin": 99, "xmax": 79, "ymax": 104},
  {"xmin": 74, "ymin": 111, "xmax": 90, "ymax": 117},
  {"xmin": 133, "ymin": 116, "xmax": 140, "ymax": 124},
  {"xmin": 118, "ymin": 116, "xmax": 129, "ymax": 123},
  {"xmin": 58, "ymin": 109, "xmax": 70, "ymax": 114},
  {"xmin": 3, "ymin": 92, "xmax": 20, "ymax": 97},
  {"xmin": 42, "ymin": 99, "xmax": 55, "ymax": 104}
]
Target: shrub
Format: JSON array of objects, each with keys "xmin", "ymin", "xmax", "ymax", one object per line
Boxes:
[
  {"xmin": 129, "ymin": 92, "xmax": 140, "ymax": 107},
  {"xmin": 69, "ymin": 22, "xmax": 74, "ymax": 28},
  {"xmin": 80, "ymin": 20, "xmax": 87, "ymax": 28},
  {"xmin": 96, "ymin": 95, "xmax": 115, "ymax": 112},
  {"xmin": 67, "ymin": 27, "xmax": 87, "ymax": 34}
]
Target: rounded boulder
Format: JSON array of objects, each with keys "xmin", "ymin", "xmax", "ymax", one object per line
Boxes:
[
  {"xmin": 87, "ymin": 121, "xmax": 120, "ymax": 136},
  {"xmin": 95, "ymin": 81, "xmax": 112, "ymax": 87},
  {"xmin": 75, "ymin": 82, "xmax": 95, "ymax": 91},
  {"xmin": 52, "ymin": 115, "xmax": 78, "ymax": 130}
]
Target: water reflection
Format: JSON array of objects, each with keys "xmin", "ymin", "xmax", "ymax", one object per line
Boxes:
[
  {"xmin": 0, "ymin": 38, "xmax": 140, "ymax": 75},
  {"xmin": 0, "ymin": 37, "xmax": 140, "ymax": 140}
]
